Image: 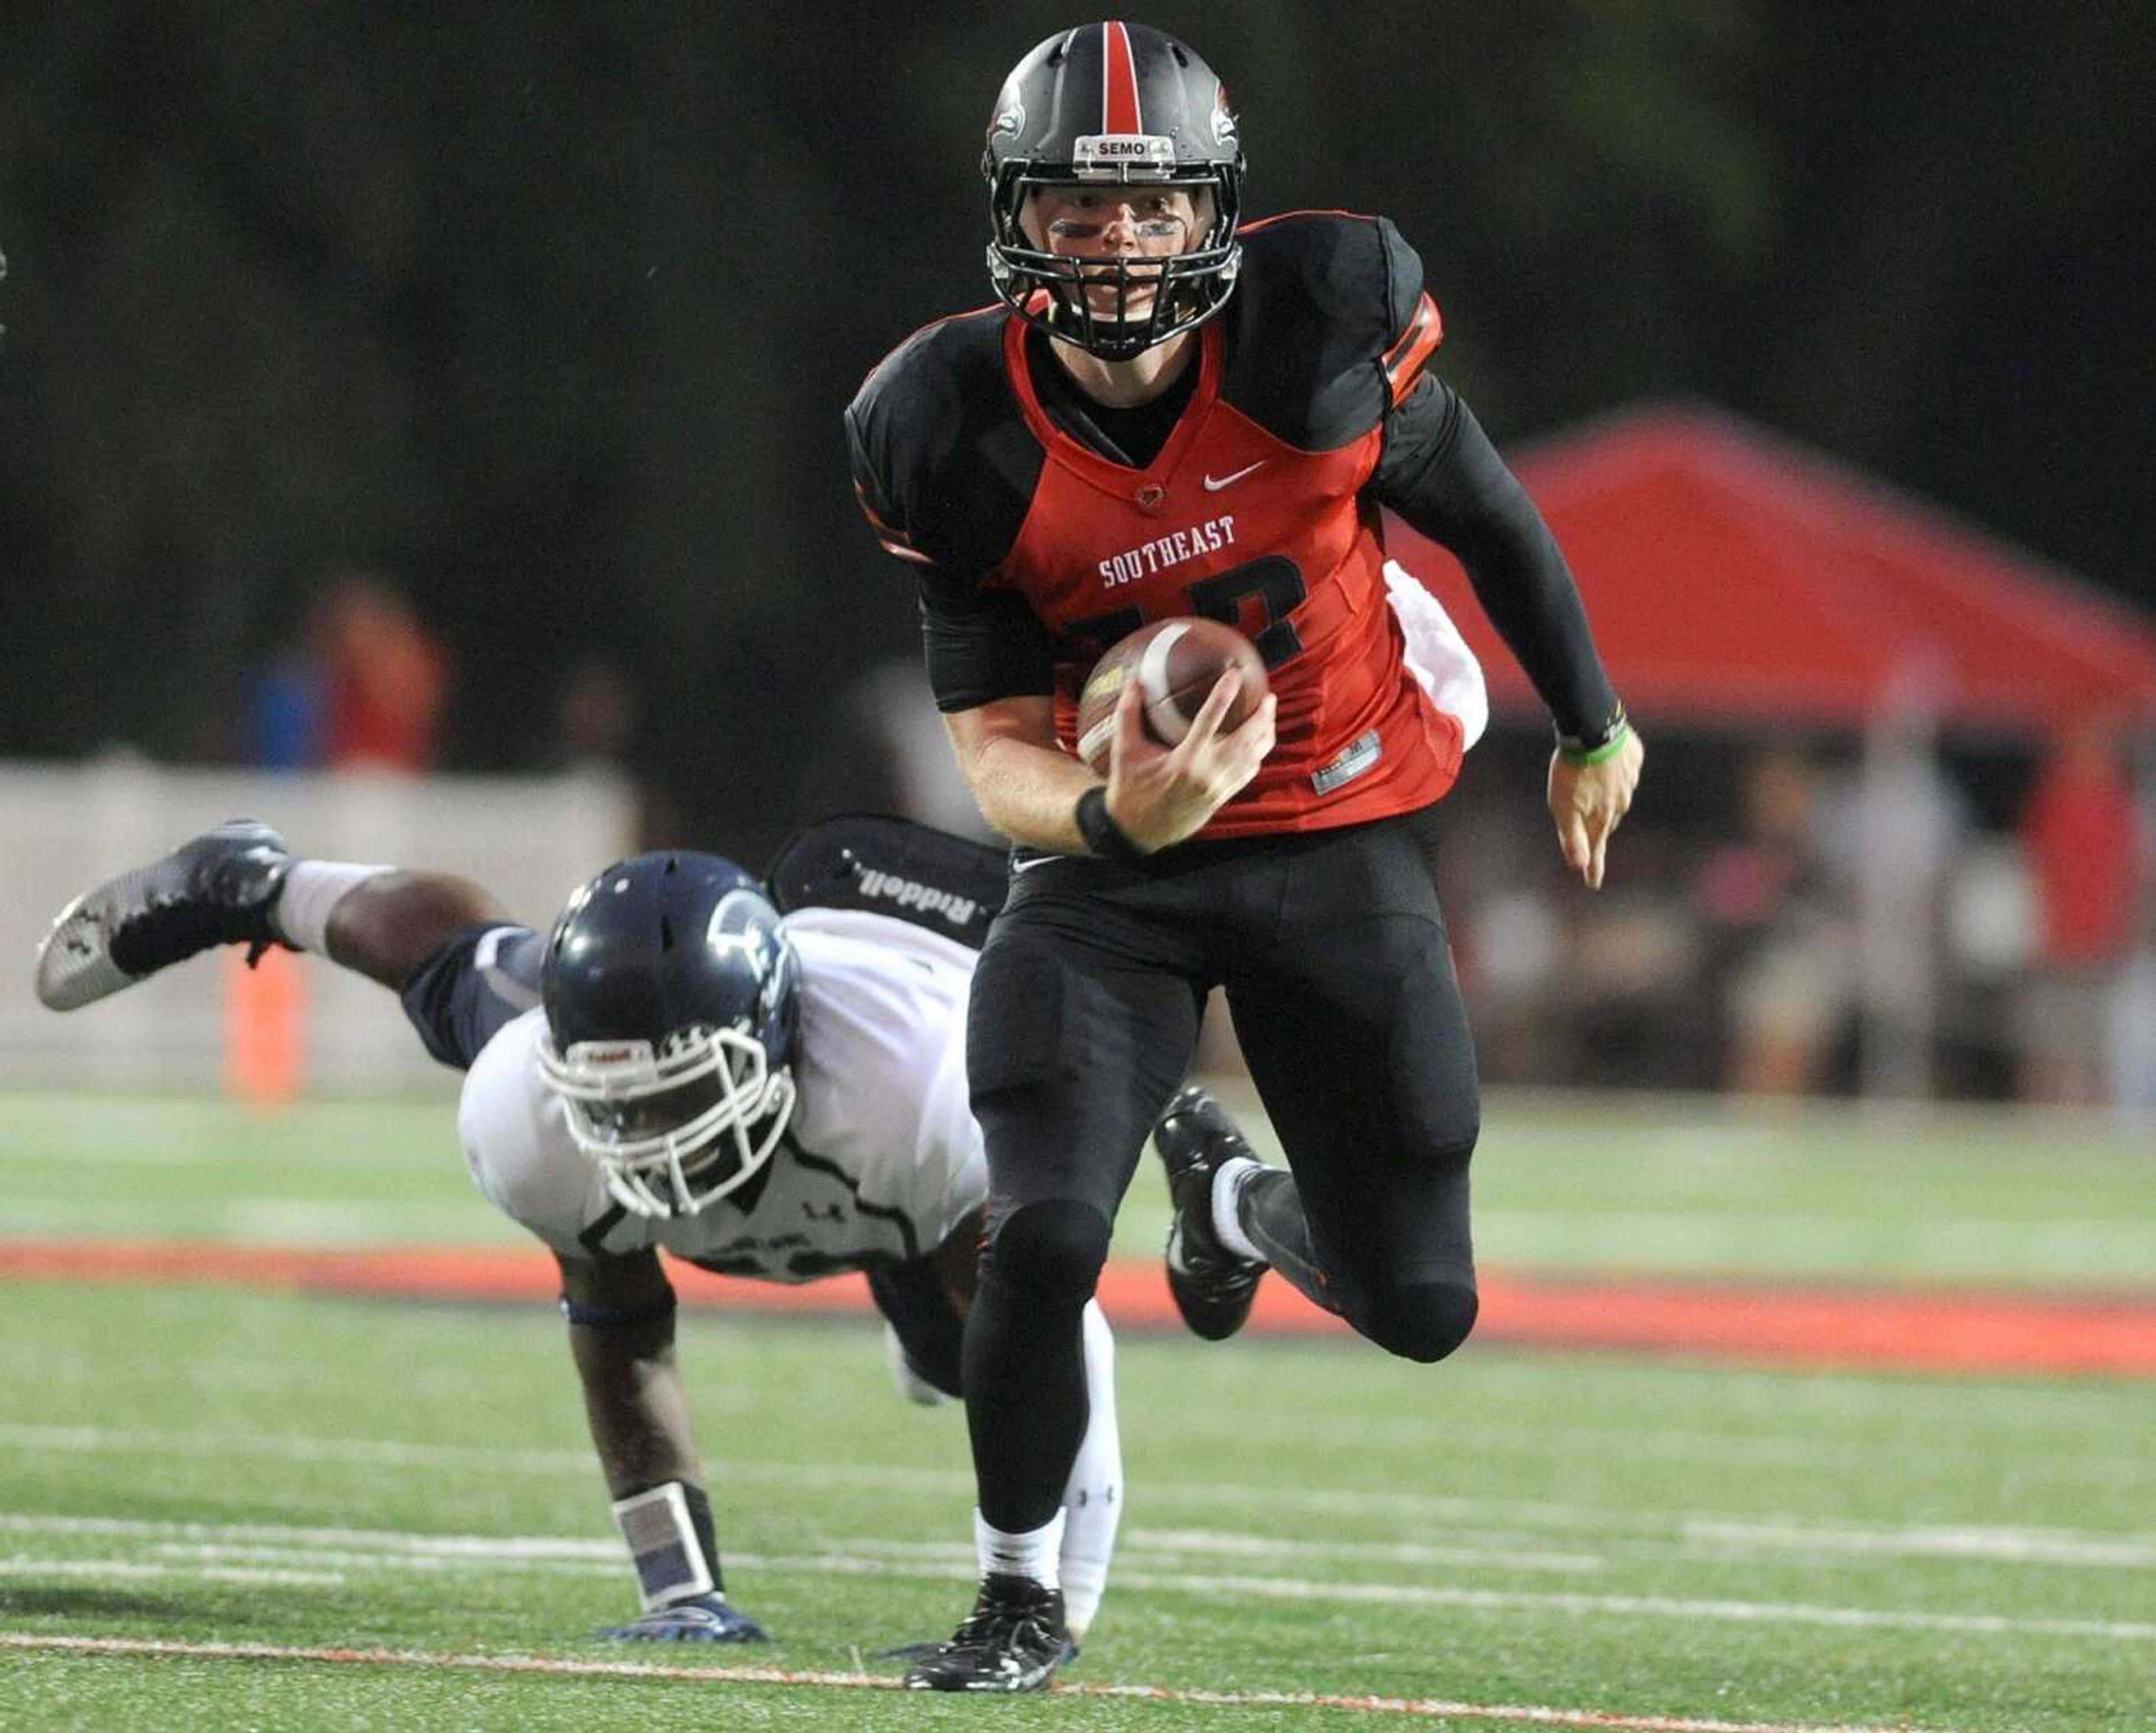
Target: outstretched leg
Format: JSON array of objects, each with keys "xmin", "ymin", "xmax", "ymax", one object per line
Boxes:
[
  {"xmin": 319, "ymin": 870, "xmax": 506, "ymax": 987},
  {"xmin": 36, "ymin": 817, "xmax": 522, "ymax": 1071}
]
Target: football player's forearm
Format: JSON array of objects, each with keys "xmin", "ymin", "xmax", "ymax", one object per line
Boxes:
[
  {"xmin": 943, "ymin": 706, "xmax": 1097, "ymax": 854},
  {"xmin": 559, "ymin": 1248, "xmax": 702, "ymax": 1497},
  {"xmin": 972, "ymin": 737, "xmax": 1098, "ymax": 853},
  {"xmin": 569, "ymin": 1325, "xmax": 704, "ymax": 1498},
  {"xmin": 1455, "ymin": 522, "xmax": 1622, "ymax": 741},
  {"xmin": 1377, "ymin": 385, "xmax": 1620, "ymax": 738}
]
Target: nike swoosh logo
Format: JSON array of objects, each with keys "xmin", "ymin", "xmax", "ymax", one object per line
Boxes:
[
  {"xmin": 1008, "ymin": 853, "xmax": 1068, "ymax": 874},
  {"xmin": 1202, "ymin": 460, "xmax": 1267, "ymax": 492}
]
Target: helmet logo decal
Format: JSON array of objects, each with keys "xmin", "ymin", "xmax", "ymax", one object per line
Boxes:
[
  {"xmin": 706, "ymin": 888, "xmax": 774, "ymax": 980},
  {"xmin": 1102, "ymin": 21, "xmax": 1142, "ymax": 134},
  {"xmin": 1211, "ymin": 85, "xmax": 1238, "ymax": 147},
  {"xmin": 989, "ymin": 95, "xmax": 1024, "ymax": 143}
]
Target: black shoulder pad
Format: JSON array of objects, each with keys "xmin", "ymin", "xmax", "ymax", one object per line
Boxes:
[
  {"xmin": 846, "ymin": 309, "xmax": 1043, "ymax": 583},
  {"xmin": 1218, "ymin": 212, "xmax": 1438, "ymax": 450},
  {"xmin": 764, "ymin": 813, "xmax": 1008, "ymax": 951}
]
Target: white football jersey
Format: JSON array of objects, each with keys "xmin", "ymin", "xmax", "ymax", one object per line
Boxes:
[{"xmin": 457, "ymin": 906, "xmax": 985, "ymax": 1279}]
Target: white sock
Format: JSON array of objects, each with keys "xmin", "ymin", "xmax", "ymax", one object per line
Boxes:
[
  {"xmin": 1057, "ymin": 1299, "xmax": 1121, "ymax": 1638},
  {"xmin": 1211, "ymin": 1156, "xmax": 1266, "ymax": 1263},
  {"xmin": 974, "ymin": 1507, "xmax": 1064, "ymax": 1589},
  {"xmin": 272, "ymin": 861, "xmax": 395, "ymax": 954}
]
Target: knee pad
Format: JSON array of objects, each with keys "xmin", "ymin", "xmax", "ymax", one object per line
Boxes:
[
  {"xmin": 1350, "ymin": 1278, "xmax": 1478, "ymax": 1364},
  {"xmin": 981, "ymin": 1198, "xmax": 1114, "ymax": 1311}
]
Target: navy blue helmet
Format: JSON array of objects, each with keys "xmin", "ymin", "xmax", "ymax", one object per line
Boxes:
[
  {"xmin": 538, "ymin": 852, "xmax": 800, "ymax": 1217},
  {"xmin": 983, "ymin": 21, "xmax": 1245, "ymax": 360}
]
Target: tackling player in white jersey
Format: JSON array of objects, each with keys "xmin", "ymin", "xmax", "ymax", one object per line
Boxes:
[{"xmin": 35, "ymin": 815, "xmax": 1130, "ymax": 1653}]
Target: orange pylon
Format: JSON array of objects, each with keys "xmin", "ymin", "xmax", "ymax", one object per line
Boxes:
[{"xmin": 225, "ymin": 945, "xmax": 304, "ymax": 1106}]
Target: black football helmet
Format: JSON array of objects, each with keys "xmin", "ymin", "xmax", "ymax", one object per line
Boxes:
[
  {"xmin": 537, "ymin": 852, "xmax": 800, "ymax": 1218},
  {"xmin": 984, "ymin": 21, "xmax": 1245, "ymax": 361}
]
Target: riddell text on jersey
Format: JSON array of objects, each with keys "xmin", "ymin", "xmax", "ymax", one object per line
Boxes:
[{"xmin": 1099, "ymin": 514, "xmax": 1237, "ymax": 587}]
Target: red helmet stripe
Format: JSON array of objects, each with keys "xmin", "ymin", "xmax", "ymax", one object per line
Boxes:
[{"xmin": 1102, "ymin": 21, "xmax": 1142, "ymax": 133}]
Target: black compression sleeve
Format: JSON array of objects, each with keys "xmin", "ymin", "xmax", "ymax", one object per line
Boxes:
[
  {"xmin": 916, "ymin": 571, "xmax": 1057, "ymax": 713},
  {"xmin": 1372, "ymin": 377, "xmax": 1621, "ymax": 740}
]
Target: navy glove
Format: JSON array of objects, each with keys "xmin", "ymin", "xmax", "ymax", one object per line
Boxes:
[{"xmin": 600, "ymin": 1593, "xmax": 770, "ymax": 1643}]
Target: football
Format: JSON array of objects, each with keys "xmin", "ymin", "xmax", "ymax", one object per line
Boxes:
[{"xmin": 1075, "ymin": 617, "xmax": 1269, "ymax": 774}]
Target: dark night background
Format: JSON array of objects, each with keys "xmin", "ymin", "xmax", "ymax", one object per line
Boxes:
[{"xmin": 2, "ymin": 2, "xmax": 2150, "ymax": 864}]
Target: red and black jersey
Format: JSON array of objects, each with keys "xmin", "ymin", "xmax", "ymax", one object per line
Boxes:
[{"xmin": 846, "ymin": 211, "xmax": 1618, "ymax": 840}]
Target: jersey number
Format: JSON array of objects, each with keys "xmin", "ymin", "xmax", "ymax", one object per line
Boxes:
[
  {"xmin": 1066, "ymin": 556, "xmax": 1308, "ymax": 672},
  {"xmin": 1186, "ymin": 557, "xmax": 1306, "ymax": 669}
]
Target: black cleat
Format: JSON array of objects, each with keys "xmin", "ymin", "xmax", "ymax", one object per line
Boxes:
[
  {"xmin": 1154, "ymin": 1085, "xmax": 1268, "ymax": 1341},
  {"xmin": 901, "ymin": 1574, "xmax": 1069, "ymax": 1693},
  {"xmin": 35, "ymin": 820, "xmax": 294, "ymax": 1011}
]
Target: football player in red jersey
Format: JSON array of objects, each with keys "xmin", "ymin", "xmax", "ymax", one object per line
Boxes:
[{"xmin": 847, "ymin": 21, "xmax": 1644, "ymax": 1691}]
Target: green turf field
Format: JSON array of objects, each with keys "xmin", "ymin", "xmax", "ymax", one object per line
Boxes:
[
  {"xmin": 3, "ymin": 1087, "xmax": 2153, "ymax": 1730},
  {"xmin": 4, "ymin": 1082, "xmax": 2153, "ymax": 1287}
]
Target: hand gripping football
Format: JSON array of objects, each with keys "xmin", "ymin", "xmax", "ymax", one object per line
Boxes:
[{"xmin": 1075, "ymin": 617, "xmax": 1269, "ymax": 775}]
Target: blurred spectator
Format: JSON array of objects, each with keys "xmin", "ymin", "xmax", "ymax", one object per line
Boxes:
[
  {"xmin": 1696, "ymin": 745, "xmax": 1856, "ymax": 1095},
  {"xmin": 1834, "ymin": 694, "xmax": 1969, "ymax": 1098},
  {"xmin": 246, "ymin": 639, "xmax": 327, "ymax": 770},
  {"xmin": 2015, "ymin": 714, "xmax": 2147, "ymax": 1106},
  {"xmin": 317, "ymin": 572, "xmax": 449, "ymax": 773},
  {"xmin": 1563, "ymin": 826, "xmax": 1710, "ymax": 1088}
]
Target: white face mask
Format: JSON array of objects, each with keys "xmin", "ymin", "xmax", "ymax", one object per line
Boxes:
[{"xmin": 537, "ymin": 1024, "xmax": 797, "ymax": 1217}]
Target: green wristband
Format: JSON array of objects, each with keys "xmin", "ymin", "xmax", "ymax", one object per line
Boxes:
[{"xmin": 1558, "ymin": 722, "xmax": 1631, "ymax": 767}]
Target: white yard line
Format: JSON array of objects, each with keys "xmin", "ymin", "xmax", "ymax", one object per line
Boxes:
[
  {"xmin": 0, "ymin": 1556, "xmax": 344, "ymax": 1587},
  {"xmin": 1, "ymin": 1513, "xmax": 621, "ymax": 1558},
  {"xmin": 0, "ymin": 1516, "xmax": 2148, "ymax": 1643},
  {"xmin": 0, "ymin": 1630, "xmax": 1955, "ymax": 1733},
  {"xmin": 1099, "ymin": 1570, "xmax": 2156, "ymax": 1642},
  {"xmin": 3, "ymin": 1423, "xmax": 2150, "ymax": 1564},
  {"xmin": 1120, "ymin": 1527, "xmax": 1609, "ymax": 1574},
  {"xmin": 1318, "ymin": 1417, "xmax": 2154, "ymax": 1483},
  {"xmin": 1680, "ymin": 1518, "xmax": 2156, "ymax": 1569}
]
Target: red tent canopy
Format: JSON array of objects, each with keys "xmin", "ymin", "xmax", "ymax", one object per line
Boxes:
[{"xmin": 1386, "ymin": 404, "xmax": 2156, "ymax": 731}]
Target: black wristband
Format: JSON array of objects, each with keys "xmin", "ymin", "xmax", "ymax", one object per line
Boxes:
[
  {"xmin": 560, "ymin": 1287, "xmax": 678, "ymax": 1331},
  {"xmin": 1075, "ymin": 786, "xmax": 1148, "ymax": 861},
  {"xmin": 1556, "ymin": 700, "xmax": 1629, "ymax": 758}
]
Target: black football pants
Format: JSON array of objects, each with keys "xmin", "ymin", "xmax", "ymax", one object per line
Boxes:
[{"xmin": 962, "ymin": 804, "xmax": 1480, "ymax": 1534}]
